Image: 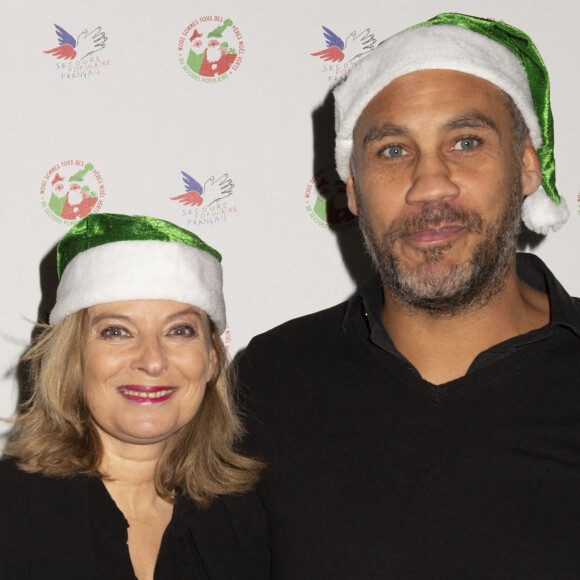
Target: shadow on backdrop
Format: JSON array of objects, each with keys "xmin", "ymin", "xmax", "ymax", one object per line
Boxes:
[
  {"xmin": 13, "ymin": 243, "xmax": 60, "ymax": 423},
  {"xmin": 311, "ymin": 88, "xmax": 374, "ymax": 290}
]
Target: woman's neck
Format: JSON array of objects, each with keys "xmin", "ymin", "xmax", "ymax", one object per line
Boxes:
[
  {"xmin": 97, "ymin": 427, "xmax": 174, "ymax": 580},
  {"xmin": 97, "ymin": 427, "xmax": 167, "ymax": 515}
]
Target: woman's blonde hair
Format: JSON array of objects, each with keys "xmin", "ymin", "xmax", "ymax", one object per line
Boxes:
[{"xmin": 6, "ymin": 310, "xmax": 262, "ymax": 507}]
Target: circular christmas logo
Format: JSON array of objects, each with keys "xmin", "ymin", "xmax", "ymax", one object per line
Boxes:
[
  {"xmin": 40, "ymin": 160, "xmax": 105, "ymax": 225},
  {"xmin": 177, "ymin": 16, "xmax": 244, "ymax": 83},
  {"xmin": 305, "ymin": 165, "xmax": 356, "ymax": 228}
]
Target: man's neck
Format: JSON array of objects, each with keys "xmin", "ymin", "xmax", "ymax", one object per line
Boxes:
[{"xmin": 381, "ymin": 267, "xmax": 550, "ymax": 385}]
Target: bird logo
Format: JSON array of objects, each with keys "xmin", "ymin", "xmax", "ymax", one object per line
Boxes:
[
  {"xmin": 171, "ymin": 171, "xmax": 234, "ymax": 207},
  {"xmin": 44, "ymin": 24, "xmax": 107, "ymax": 61},
  {"xmin": 311, "ymin": 26, "xmax": 376, "ymax": 63}
]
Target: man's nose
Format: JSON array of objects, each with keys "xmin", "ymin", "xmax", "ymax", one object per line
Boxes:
[{"xmin": 405, "ymin": 152, "xmax": 460, "ymax": 206}]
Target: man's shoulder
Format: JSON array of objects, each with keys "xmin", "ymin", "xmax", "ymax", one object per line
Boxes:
[{"xmin": 244, "ymin": 300, "xmax": 350, "ymax": 352}]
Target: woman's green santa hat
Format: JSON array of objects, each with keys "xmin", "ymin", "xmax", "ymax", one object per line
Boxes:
[
  {"xmin": 334, "ymin": 12, "xmax": 569, "ymax": 235},
  {"xmin": 50, "ymin": 213, "xmax": 226, "ymax": 333}
]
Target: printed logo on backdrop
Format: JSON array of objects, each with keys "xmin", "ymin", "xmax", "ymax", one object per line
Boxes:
[
  {"xmin": 44, "ymin": 24, "xmax": 110, "ymax": 79},
  {"xmin": 40, "ymin": 161, "xmax": 105, "ymax": 225},
  {"xmin": 311, "ymin": 26, "xmax": 376, "ymax": 83},
  {"xmin": 177, "ymin": 17, "xmax": 244, "ymax": 83},
  {"xmin": 170, "ymin": 170, "xmax": 237, "ymax": 226},
  {"xmin": 305, "ymin": 165, "xmax": 355, "ymax": 229}
]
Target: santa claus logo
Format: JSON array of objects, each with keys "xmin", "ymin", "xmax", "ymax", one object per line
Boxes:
[
  {"xmin": 305, "ymin": 165, "xmax": 356, "ymax": 229},
  {"xmin": 40, "ymin": 161, "xmax": 106, "ymax": 225},
  {"xmin": 178, "ymin": 16, "xmax": 244, "ymax": 82}
]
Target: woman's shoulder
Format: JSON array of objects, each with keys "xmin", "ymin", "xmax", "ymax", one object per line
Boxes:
[
  {"xmin": 183, "ymin": 491, "xmax": 269, "ymax": 580},
  {"xmin": 0, "ymin": 456, "xmax": 98, "ymax": 578},
  {"xmin": 0, "ymin": 454, "xmax": 28, "ymax": 476},
  {"xmin": 0, "ymin": 455, "xmax": 83, "ymax": 491},
  {"xmin": 192, "ymin": 490, "xmax": 267, "ymax": 539},
  {"xmin": 0, "ymin": 455, "xmax": 93, "ymax": 534},
  {"xmin": 218, "ymin": 490, "xmax": 268, "ymax": 535},
  {"xmin": 0, "ymin": 457, "xmax": 35, "ymax": 576},
  {"xmin": 0, "ymin": 455, "xmax": 89, "ymax": 520},
  {"xmin": 0, "ymin": 455, "xmax": 35, "ymax": 498}
]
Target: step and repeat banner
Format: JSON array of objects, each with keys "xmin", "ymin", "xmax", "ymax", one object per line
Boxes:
[{"xmin": 1, "ymin": 0, "xmax": 579, "ymax": 438}]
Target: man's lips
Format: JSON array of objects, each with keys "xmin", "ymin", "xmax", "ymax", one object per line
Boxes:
[
  {"xmin": 404, "ymin": 225, "xmax": 466, "ymax": 244},
  {"xmin": 116, "ymin": 385, "xmax": 178, "ymax": 403}
]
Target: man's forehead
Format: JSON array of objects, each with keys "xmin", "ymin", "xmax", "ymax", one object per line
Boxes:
[
  {"xmin": 365, "ymin": 69, "xmax": 503, "ymax": 109},
  {"xmin": 354, "ymin": 69, "xmax": 507, "ymax": 133}
]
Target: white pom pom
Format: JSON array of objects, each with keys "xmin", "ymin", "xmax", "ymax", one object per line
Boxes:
[{"xmin": 521, "ymin": 186, "xmax": 569, "ymax": 235}]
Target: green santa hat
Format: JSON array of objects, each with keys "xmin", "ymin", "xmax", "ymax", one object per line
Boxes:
[
  {"xmin": 334, "ymin": 12, "xmax": 569, "ymax": 235},
  {"xmin": 50, "ymin": 213, "xmax": 226, "ymax": 333}
]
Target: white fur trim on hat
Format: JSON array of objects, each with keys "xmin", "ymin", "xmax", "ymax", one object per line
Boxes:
[
  {"xmin": 334, "ymin": 24, "xmax": 542, "ymax": 182},
  {"xmin": 522, "ymin": 186, "xmax": 570, "ymax": 235},
  {"xmin": 49, "ymin": 240, "xmax": 226, "ymax": 333}
]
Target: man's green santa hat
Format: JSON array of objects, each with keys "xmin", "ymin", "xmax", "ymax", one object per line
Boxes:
[
  {"xmin": 50, "ymin": 213, "xmax": 226, "ymax": 333},
  {"xmin": 334, "ymin": 12, "xmax": 569, "ymax": 235}
]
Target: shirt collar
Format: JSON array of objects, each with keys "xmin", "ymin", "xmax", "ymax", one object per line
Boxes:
[
  {"xmin": 516, "ymin": 253, "xmax": 580, "ymax": 335},
  {"xmin": 343, "ymin": 252, "xmax": 580, "ymax": 343}
]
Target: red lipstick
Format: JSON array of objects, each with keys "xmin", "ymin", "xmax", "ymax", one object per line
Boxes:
[{"xmin": 116, "ymin": 385, "xmax": 177, "ymax": 403}]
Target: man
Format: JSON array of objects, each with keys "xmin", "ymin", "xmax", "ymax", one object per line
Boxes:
[{"xmin": 237, "ymin": 13, "xmax": 580, "ymax": 578}]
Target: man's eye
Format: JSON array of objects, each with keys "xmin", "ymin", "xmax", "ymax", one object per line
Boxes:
[
  {"xmin": 453, "ymin": 138, "xmax": 479, "ymax": 151},
  {"xmin": 381, "ymin": 145, "xmax": 406, "ymax": 158}
]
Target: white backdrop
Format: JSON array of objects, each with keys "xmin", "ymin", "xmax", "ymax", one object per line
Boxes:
[{"xmin": 2, "ymin": 0, "xmax": 579, "ymax": 440}]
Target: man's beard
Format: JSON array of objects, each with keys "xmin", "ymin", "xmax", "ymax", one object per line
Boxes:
[{"xmin": 357, "ymin": 178, "xmax": 523, "ymax": 316}]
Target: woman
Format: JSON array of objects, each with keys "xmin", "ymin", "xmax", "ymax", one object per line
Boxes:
[{"xmin": 0, "ymin": 213, "xmax": 268, "ymax": 579}]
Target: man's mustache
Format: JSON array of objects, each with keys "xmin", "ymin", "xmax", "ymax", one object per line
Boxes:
[{"xmin": 385, "ymin": 204, "xmax": 484, "ymax": 242}]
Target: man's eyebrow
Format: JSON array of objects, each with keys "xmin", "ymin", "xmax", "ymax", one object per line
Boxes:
[
  {"xmin": 444, "ymin": 113, "xmax": 499, "ymax": 133},
  {"xmin": 362, "ymin": 123, "xmax": 409, "ymax": 148}
]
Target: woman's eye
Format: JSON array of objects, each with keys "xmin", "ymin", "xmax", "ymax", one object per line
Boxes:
[
  {"xmin": 381, "ymin": 145, "xmax": 406, "ymax": 158},
  {"xmin": 100, "ymin": 326, "xmax": 129, "ymax": 338},
  {"xmin": 169, "ymin": 325, "xmax": 196, "ymax": 337},
  {"xmin": 453, "ymin": 138, "xmax": 479, "ymax": 151}
]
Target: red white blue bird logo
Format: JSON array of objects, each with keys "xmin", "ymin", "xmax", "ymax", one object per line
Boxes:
[
  {"xmin": 171, "ymin": 171, "xmax": 234, "ymax": 207},
  {"xmin": 311, "ymin": 26, "xmax": 376, "ymax": 63},
  {"xmin": 44, "ymin": 24, "xmax": 108, "ymax": 61}
]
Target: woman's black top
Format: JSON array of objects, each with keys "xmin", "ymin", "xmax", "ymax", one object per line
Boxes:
[{"xmin": 0, "ymin": 457, "xmax": 268, "ymax": 579}]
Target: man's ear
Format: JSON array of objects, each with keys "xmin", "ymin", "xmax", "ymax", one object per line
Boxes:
[
  {"xmin": 520, "ymin": 138, "xmax": 542, "ymax": 197},
  {"xmin": 346, "ymin": 173, "xmax": 359, "ymax": 215}
]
